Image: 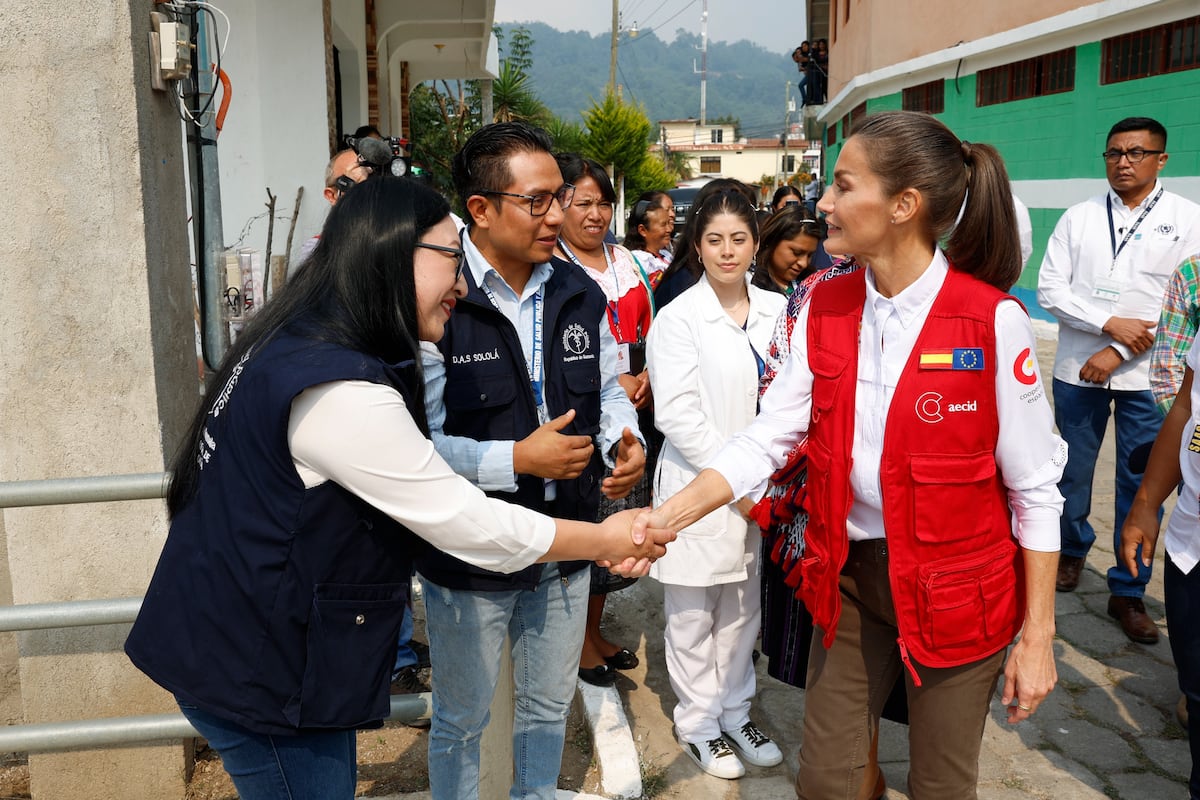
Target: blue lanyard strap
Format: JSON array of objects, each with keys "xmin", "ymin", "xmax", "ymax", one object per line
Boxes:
[
  {"xmin": 1107, "ymin": 186, "xmax": 1163, "ymax": 271},
  {"xmin": 479, "ymin": 279, "xmax": 546, "ymax": 419}
]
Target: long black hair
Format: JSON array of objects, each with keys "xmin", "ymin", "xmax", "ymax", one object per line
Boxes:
[{"xmin": 167, "ymin": 177, "xmax": 450, "ymax": 516}]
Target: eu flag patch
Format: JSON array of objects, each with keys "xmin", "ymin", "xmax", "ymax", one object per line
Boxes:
[{"xmin": 919, "ymin": 348, "xmax": 985, "ymax": 371}]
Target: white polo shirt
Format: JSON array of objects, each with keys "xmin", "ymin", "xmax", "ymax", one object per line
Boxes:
[{"xmin": 1037, "ymin": 181, "xmax": 1200, "ymax": 391}]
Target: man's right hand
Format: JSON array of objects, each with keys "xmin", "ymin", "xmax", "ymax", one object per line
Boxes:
[
  {"xmin": 512, "ymin": 409, "xmax": 594, "ymax": 479},
  {"xmin": 1102, "ymin": 317, "xmax": 1156, "ymax": 354}
]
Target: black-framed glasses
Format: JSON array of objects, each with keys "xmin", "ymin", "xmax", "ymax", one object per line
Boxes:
[
  {"xmin": 415, "ymin": 241, "xmax": 467, "ymax": 281},
  {"xmin": 479, "ymin": 184, "xmax": 574, "ymax": 216},
  {"xmin": 1101, "ymin": 148, "xmax": 1164, "ymax": 164}
]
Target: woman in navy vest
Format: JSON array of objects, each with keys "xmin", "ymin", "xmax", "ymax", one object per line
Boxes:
[
  {"xmin": 125, "ymin": 177, "xmax": 671, "ymax": 800},
  {"xmin": 633, "ymin": 112, "xmax": 1065, "ymax": 798}
]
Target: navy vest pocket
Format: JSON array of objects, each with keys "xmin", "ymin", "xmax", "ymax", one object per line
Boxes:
[{"xmin": 293, "ymin": 582, "xmax": 408, "ymax": 728}]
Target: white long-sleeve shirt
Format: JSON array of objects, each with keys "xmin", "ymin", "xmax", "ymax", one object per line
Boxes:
[
  {"xmin": 710, "ymin": 251, "xmax": 1066, "ymax": 552},
  {"xmin": 288, "ymin": 380, "xmax": 554, "ymax": 574},
  {"xmin": 1037, "ymin": 181, "xmax": 1200, "ymax": 390}
]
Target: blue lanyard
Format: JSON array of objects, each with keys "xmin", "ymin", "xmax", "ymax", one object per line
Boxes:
[
  {"xmin": 480, "ymin": 279, "xmax": 546, "ymax": 420},
  {"xmin": 1107, "ymin": 186, "xmax": 1162, "ymax": 272},
  {"xmin": 559, "ymin": 239, "xmax": 625, "ymax": 340}
]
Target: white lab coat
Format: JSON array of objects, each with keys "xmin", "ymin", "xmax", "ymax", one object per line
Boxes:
[{"xmin": 647, "ymin": 274, "xmax": 786, "ymax": 586}]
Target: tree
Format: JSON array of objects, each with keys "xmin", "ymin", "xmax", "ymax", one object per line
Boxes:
[
  {"xmin": 581, "ymin": 91, "xmax": 653, "ymax": 190},
  {"xmin": 409, "ymin": 81, "xmax": 481, "ymax": 202},
  {"xmin": 491, "ymin": 62, "xmax": 551, "ymax": 126}
]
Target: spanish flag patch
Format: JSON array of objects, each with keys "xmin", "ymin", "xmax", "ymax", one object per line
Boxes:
[{"xmin": 919, "ymin": 348, "xmax": 985, "ymax": 371}]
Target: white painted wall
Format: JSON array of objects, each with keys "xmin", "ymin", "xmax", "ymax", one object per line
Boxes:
[{"xmin": 216, "ymin": 0, "xmax": 332, "ymax": 266}]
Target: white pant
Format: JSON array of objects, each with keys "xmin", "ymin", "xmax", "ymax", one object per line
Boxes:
[{"xmin": 663, "ymin": 543, "xmax": 761, "ymax": 743}]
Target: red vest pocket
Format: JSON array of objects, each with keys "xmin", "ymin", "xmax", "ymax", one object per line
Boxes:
[
  {"xmin": 910, "ymin": 451, "xmax": 1001, "ymax": 545},
  {"xmin": 916, "ymin": 538, "xmax": 1018, "ymax": 652}
]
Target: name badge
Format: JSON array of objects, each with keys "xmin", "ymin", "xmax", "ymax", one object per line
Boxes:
[
  {"xmin": 615, "ymin": 342, "xmax": 632, "ymax": 375},
  {"xmin": 1092, "ymin": 277, "xmax": 1122, "ymax": 302}
]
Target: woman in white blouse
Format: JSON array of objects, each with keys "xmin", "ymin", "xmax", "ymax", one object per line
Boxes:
[
  {"xmin": 126, "ymin": 177, "xmax": 670, "ymax": 799},
  {"xmin": 647, "ymin": 189, "xmax": 787, "ymax": 780},
  {"xmin": 637, "ymin": 112, "xmax": 1065, "ymax": 799}
]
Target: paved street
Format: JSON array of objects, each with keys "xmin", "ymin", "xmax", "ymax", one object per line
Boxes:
[{"xmin": 385, "ymin": 328, "xmax": 1192, "ymax": 800}]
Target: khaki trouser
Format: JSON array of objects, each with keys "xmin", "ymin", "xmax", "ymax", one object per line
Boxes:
[{"xmin": 797, "ymin": 539, "xmax": 1006, "ymax": 800}]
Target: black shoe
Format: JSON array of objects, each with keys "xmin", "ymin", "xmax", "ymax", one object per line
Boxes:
[
  {"xmin": 409, "ymin": 640, "xmax": 431, "ymax": 669},
  {"xmin": 390, "ymin": 665, "xmax": 430, "ymax": 695},
  {"xmin": 603, "ymin": 648, "xmax": 639, "ymax": 670},
  {"xmin": 578, "ymin": 663, "xmax": 618, "ymax": 687}
]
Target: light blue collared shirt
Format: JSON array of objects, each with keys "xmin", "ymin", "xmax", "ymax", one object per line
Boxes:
[{"xmin": 423, "ymin": 231, "xmax": 642, "ymax": 495}]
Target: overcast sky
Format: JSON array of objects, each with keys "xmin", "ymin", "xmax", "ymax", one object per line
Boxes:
[{"xmin": 493, "ymin": 0, "xmax": 805, "ymax": 57}]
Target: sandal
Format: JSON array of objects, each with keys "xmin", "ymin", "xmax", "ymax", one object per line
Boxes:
[{"xmin": 602, "ymin": 648, "xmax": 639, "ymax": 670}]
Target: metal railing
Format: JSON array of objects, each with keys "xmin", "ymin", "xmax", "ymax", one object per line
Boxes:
[{"xmin": 0, "ymin": 473, "xmax": 430, "ymax": 753}]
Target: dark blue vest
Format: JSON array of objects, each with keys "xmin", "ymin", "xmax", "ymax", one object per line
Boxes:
[
  {"xmin": 416, "ymin": 263, "xmax": 606, "ymax": 591},
  {"xmin": 126, "ymin": 332, "xmax": 424, "ymax": 735}
]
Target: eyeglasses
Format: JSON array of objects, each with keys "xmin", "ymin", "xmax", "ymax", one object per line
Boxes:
[
  {"xmin": 1101, "ymin": 149, "xmax": 1164, "ymax": 164},
  {"xmin": 479, "ymin": 184, "xmax": 575, "ymax": 216},
  {"xmin": 415, "ymin": 241, "xmax": 467, "ymax": 281}
]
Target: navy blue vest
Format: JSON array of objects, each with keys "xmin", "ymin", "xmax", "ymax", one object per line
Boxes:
[
  {"xmin": 126, "ymin": 332, "xmax": 424, "ymax": 735},
  {"xmin": 416, "ymin": 263, "xmax": 606, "ymax": 591}
]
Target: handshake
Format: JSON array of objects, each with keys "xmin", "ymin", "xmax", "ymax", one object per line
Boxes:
[{"xmin": 594, "ymin": 508, "xmax": 675, "ymax": 578}]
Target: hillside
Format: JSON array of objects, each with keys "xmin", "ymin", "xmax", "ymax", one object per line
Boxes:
[{"xmin": 499, "ymin": 22, "xmax": 801, "ymax": 141}]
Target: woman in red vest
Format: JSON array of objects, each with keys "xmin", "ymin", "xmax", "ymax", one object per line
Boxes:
[{"xmin": 636, "ymin": 111, "xmax": 1065, "ymax": 799}]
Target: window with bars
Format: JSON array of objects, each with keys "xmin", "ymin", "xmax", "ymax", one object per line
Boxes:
[
  {"xmin": 1102, "ymin": 16, "xmax": 1200, "ymax": 83},
  {"xmin": 827, "ymin": 123, "xmax": 838, "ymax": 147},
  {"xmin": 711, "ymin": 128, "xmax": 724, "ymax": 143},
  {"xmin": 842, "ymin": 101, "xmax": 867, "ymax": 138},
  {"xmin": 902, "ymin": 79, "xmax": 945, "ymax": 114},
  {"xmin": 699, "ymin": 156, "xmax": 721, "ymax": 174},
  {"xmin": 976, "ymin": 47, "xmax": 1075, "ymax": 107}
]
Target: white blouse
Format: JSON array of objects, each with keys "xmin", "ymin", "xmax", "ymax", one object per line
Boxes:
[{"xmin": 288, "ymin": 380, "xmax": 555, "ymax": 574}]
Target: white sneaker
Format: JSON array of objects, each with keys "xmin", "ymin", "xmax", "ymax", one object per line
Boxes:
[
  {"xmin": 722, "ymin": 720, "xmax": 783, "ymax": 767},
  {"xmin": 680, "ymin": 734, "xmax": 745, "ymax": 779}
]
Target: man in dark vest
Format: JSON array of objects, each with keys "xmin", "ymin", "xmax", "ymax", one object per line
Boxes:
[{"xmin": 416, "ymin": 121, "xmax": 645, "ymax": 800}]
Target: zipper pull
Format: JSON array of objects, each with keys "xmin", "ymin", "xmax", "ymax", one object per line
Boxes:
[{"xmin": 897, "ymin": 636, "xmax": 923, "ymax": 687}]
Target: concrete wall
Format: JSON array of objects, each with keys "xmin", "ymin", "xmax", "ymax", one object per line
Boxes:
[
  {"xmin": 0, "ymin": 0, "xmax": 199, "ymax": 797},
  {"xmin": 216, "ymin": 0, "xmax": 333, "ymax": 267}
]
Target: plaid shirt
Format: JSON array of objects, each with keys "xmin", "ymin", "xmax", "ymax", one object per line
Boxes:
[{"xmin": 1149, "ymin": 254, "xmax": 1200, "ymax": 415}]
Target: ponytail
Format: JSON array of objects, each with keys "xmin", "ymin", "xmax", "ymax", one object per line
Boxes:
[{"xmin": 945, "ymin": 141, "xmax": 1022, "ymax": 291}]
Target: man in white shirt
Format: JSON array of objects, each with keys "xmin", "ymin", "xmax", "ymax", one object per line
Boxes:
[{"xmin": 1038, "ymin": 116, "xmax": 1200, "ymax": 644}]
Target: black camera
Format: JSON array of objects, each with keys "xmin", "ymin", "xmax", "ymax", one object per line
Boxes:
[{"xmin": 344, "ymin": 135, "xmax": 409, "ymax": 179}]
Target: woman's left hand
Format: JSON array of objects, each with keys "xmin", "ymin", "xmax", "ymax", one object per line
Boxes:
[
  {"xmin": 1001, "ymin": 548, "xmax": 1059, "ymax": 723},
  {"xmin": 1001, "ymin": 632, "xmax": 1057, "ymax": 723}
]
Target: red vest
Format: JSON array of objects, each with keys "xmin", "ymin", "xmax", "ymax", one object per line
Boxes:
[{"xmin": 800, "ymin": 267, "xmax": 1025, "ymax": 681}]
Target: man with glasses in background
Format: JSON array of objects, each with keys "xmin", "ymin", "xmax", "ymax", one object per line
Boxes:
[
  {"xmin": 1038, "ymin": 116, "xmax": 1200, "ymax": 643},
  {"xmin": 415, "ymin": 121, "xmax": 645, "ymax": 800}
]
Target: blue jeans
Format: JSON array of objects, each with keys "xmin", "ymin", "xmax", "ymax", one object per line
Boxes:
[
  {"xmin": 420, "ymin": 563, "xmax": 588, "ymax": 800},
  {"xmin": 1052, "ymin": 379, "xmax": 1160, "ymax": 596},
  {"xmin": 178, "ymin": 702, "xmax": 356, "ymax": 799},
  {"xmin": 1165, "ymin": 553, "xmax": 1200, "ymax": 799},
  {"xmin": 392, "ymin": 603, "xmax": 416, "ymax": 675}
]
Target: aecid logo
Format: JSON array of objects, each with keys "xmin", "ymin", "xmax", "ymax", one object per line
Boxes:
[{"xmin": 915, "ymin": 392, "xmax": 978, "ymax": 424}]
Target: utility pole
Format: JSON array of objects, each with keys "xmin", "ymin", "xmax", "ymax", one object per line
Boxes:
[
  {"xmin": 609, "ymin": 0, "xmax": 619, "ymax": 94},
  {"xmin": 697, "ymin": 0, "xmax": 709, "ymax": 124},
  {"xmin": 782, "ymin": 80, "xmax": 791, "ymax": 187}
]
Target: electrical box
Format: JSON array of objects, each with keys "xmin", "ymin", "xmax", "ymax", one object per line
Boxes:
[{"xmin": 149, "ymin": 11, "xmax": 190, "ymax": 91}]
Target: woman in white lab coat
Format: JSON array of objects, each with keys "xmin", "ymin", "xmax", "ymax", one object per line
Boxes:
[{"xmin": 646, "ymin": 189, "xmax": 787, "ymax": 780}]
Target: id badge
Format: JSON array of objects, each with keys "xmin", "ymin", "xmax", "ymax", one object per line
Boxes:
[
  {"xmin": 1092, "ymin": 277, "xmax": 1122, "ymax": 302},
  {"xmin": 615, "ymin": 342, "xmax": 632, "ymax": 374}
]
